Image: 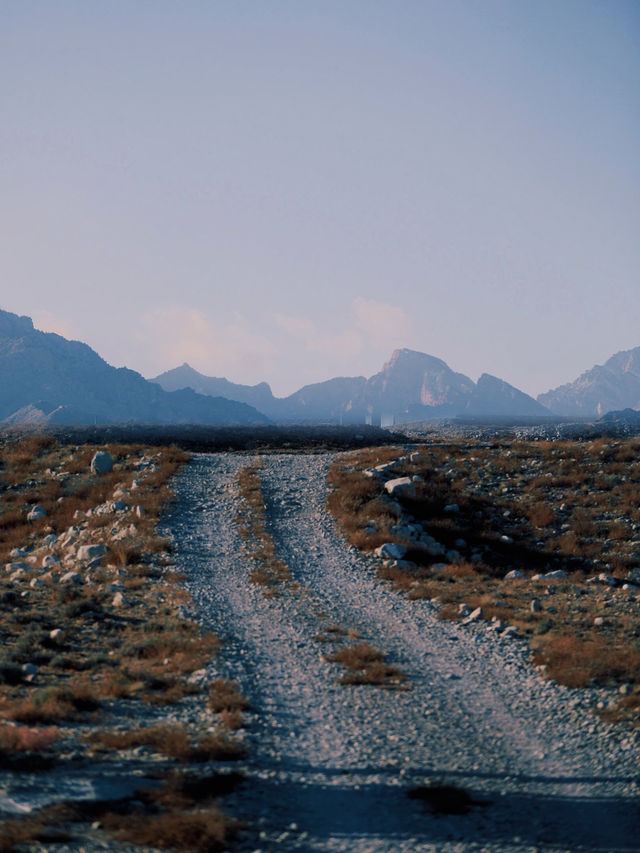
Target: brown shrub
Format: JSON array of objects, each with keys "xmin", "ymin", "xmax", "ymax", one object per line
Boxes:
[
  {"xmin": 103, "ymin": 809, "xmax": 234, "ymax": 853},
  {"xmin": 207, "ymin": 679, "xmax": 249, "ymax": 713},
  {"xmin": 526, "ymin": 502, "xmax": 556, "ymax": 528}
]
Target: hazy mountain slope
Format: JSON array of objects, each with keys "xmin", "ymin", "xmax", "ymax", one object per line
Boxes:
[
  {"xmin": 282, "ymin": 376, "xmax": 367, "ymax": 422},
  {"xmin": 538, "ymin": 346, "xmax": 640, "ymax": 417},
  {"xmin": 466, "ymin": 373, "xmax": 550, "ymax": 416},
  {"xmin": 152, "ymin": 363, "xmax": 280, "ymax": 417},
  {"xmin": 0, "ymin": 309, "xmax": 269, "ymax": 424},
  {"xmin": 364, "ymin": 349, "xmax": 475, "ymax": 415}
]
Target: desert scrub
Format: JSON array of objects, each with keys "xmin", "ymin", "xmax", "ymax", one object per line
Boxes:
[
  {"xmin": 327, "ymin": 438, "xmax": 640, "ymax": 719},
  {"xmin": 236, "ymin": 461, "xmax": 292, "ymax": 590},
  {"xmin": 326, "ymin": 642, "xmax": 408, "ymax": 689}
]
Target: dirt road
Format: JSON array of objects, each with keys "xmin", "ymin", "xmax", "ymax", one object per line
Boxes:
[{"xmin": 166, "ymin": 453, "xmax": 639, "ymax": 853}]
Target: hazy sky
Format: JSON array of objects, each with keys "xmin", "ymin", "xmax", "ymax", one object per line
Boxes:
[{"xmin": 1, "ymin": 1, "xmax": 638, "ymax": 397}]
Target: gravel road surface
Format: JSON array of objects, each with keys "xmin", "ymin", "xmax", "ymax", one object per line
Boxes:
[{"xmin": 167, "ymin": 452, "xmax": 640, "ymax": 853}]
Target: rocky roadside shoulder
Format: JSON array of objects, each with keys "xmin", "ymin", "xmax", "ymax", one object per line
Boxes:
[
  {"xmin": 0, "ymin": 442, "xmax": 243, "ymax": 853},
  {"xmin": 166, "ymin": 452, "xmax": 640, "ymax": 853}
]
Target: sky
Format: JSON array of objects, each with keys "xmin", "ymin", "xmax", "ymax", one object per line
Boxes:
[{"xmin": 1, "ymin": 1, "xmax": 639, "ymax": 398}]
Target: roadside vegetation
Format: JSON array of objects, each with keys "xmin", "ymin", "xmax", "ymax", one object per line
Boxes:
[
  {"xmin": 327, "ymin": 438, "xmax": 640, "ymax": 725},
  {"xmin": 0, "ymin": 435, "xmax": 244, "ymax": 852},
  {"xmin": 236, "ymin": 462, "xmax": 292, "ymax": 592}
]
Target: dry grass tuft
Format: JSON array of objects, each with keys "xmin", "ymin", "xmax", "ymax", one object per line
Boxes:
[{"xmin": 326, "ymin": 642, "xmax": 408, "ymax": 689}]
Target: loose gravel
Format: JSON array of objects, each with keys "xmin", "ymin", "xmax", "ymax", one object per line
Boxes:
[{"xmin": 166, "ymin": 452, "xmax": 640, "ymax": 853}]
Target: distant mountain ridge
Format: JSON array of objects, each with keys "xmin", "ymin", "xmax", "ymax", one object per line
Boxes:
[
  {"xmin": 0, "ymin": 309, "xmax": 269, "ymax": 425},
  {"xmin": 153, "ymin": 347, "xmax": 550, "ymax": 424},
  {"xmin": 5, "ymin": 305, "xmax": 637, "ymax": 426},
  {"xmin": 538, "ymin": 346, "xmax": 640, "ymax": 417}
]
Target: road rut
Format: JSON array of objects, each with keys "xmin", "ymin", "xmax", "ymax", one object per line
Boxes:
[{"xmin": 166, "ymin": 452, "xmax": 639, "ymax": 853}]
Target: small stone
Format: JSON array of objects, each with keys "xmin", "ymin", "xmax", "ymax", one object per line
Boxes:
[
  {"xmin": 463, "ymin": 606, "xmax": 483, "ymax": 624},
  {"xmin": 112, "ymin": 592, "xmax": 127, "ymax": 607},
  {"xmin": 593, "ymin": 616, "xmax": 605, "ymax": 627},
  {"xmin": 374, "ymin": 543, "xmax": 407, "ymax": 560},
  {"xmin": 77, "ymin": 544, "xmax": 108, "ymax": 562},
  {"xmin": 504, "ymin": 569, "xmax": 524, "ymax": 580},
  {"xmin": 60, "ymin": 571, "xmax": 82, "ymax": 584},
  {"xmin": 27, "ymin": 505, "xmax": 47, "ymax": 522},
  {"xmin": 530, "ymin": 598, "xmax": 542, "ymax": 613}
]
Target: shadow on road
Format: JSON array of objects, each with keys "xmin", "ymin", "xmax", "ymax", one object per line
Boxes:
[{"xmin": 237, "ymin": 764, "xmax": 639, "ymax": 852}]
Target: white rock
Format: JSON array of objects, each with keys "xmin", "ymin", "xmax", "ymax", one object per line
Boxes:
[
  {"xmin": 462, "ymin": 606, "xmax": 483, "ymax": 624},
  {"xmin": 597, "ymin": 572, "xmax": 618, "ymax": 587},
  {"xmin": 504, "ymin": 569, "xmax": 524, "ymax": 580},
  {"xmin": 5, "ymin": 562, "xmax": 30, "ymax": 572},
  {"xmin": 135, "ymin": 505, "xmax": 146, "ymax": 518},
  {"xmin": 409, "ymin": 452, "xmax": 422, "ymax": 463},
  {"xmin": 42, "ymin": 555, "xmax": 61, "ymax": 568},
  {"xmin": 60, "ymin": 571, "xmax": 82, "ymax": 584},
  {"xmin": 10, "ymin": 547, "xmax": 29, "ymax": 558},
  {"xmin": 27, "ymin": 505, "xmax": 47, "ymax": 522},
  {"xmin": 594, "ymin": 616, "xmax": 605, "ymax": 627},
  {"xmin": 544, "ymin": 570, "xmax": 566, "ymax": 579},
  {"xmin": 531, "ymin": 598, "xmax": 542, "ymax": 613},
  {"xmin": 112, "ymin": 592, "xmax": 127, "ymax": 607},
  {"xmin": 91, "ymin": 451, "xmax": 113, "ymax": 475},
  {"xmin": 384, "ymin": 477, "xmax": 416, "ymax": 499},
  {"xmin": 49, "ymin": 629, "xmax": 63, "ymax": 640},
  {"xmin": 29, "ymin": 577, "xmax": 45, "ymax": 588},
  {"xmin": 77, "ymin": 544, "xmax": 108, "ymax": 561},
  {"xmin": 374, "ymin": 543, "xmax": 407, "ymax": 560}
]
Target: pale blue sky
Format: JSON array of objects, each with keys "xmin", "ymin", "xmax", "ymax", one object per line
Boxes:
[{"xmin": 1, "ymin": 1, "xmax": 638, "ymax": 396}]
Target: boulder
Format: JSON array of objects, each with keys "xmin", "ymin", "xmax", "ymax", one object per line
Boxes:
[
  {"xmin": 91, "ymin": 451, "xmax": 113, "ymax": 475},
  {"xmin": 374, "ymin": 542, "xmax": 407, "ymax": 560},
  {"xmin": 60, "ymin": 571, "xmax": 82, "ymax": 584},
  {"xmin": 384, "ymin": 477, "xmax": 416, "ymax": 499},
  {"xmin": 504, "ymin": 569, "xmax": 525, "ymax": 580}
]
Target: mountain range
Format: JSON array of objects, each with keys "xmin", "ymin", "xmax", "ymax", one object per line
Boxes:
[
  {"xmin": 1, "ymin": 306, "xmax": 639, "ymax": 425},
  {"xmin": 0, "ymin": 310, "xmax": 268, "ymax": 425},
  {"xmin": 538, "ymin": 347, "xmax": 640, "ymax": 417},
  {"xmin": 151, "ymin": 351, "xmax": 550, "ymax": 424}
]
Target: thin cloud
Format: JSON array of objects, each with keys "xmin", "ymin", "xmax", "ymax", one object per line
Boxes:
[{"xmin": 137, "ymin": 307, "xmax": 277, "ymax": 380}]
